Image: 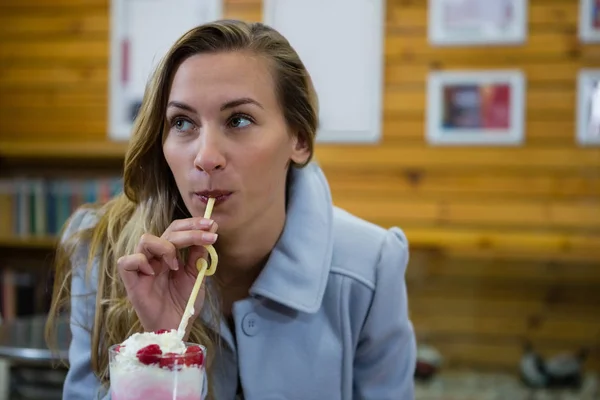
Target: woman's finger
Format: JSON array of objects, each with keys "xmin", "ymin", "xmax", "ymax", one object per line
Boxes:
[
  {"xmin": 116, "ymin": 253, "xmax": 155, "ymax": 291},
  {"xmin": 160, "ymin": 230, "xmax": 218, "ymax": 250},
  {"xmin": 135, "ymin": 233, "xmax": 179, "ymax": 271},
  {"xmin": 164, "ymin": 218, "xmax": 216, "ymax": 235},
  {"xmin": 207, "ymin": 220, "xmax": 219, "ymax": 234}
]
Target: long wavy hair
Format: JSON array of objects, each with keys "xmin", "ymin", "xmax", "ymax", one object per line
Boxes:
[{"xmin": 45, "ymin": 19, "xmax": 318, "ymax": 398}]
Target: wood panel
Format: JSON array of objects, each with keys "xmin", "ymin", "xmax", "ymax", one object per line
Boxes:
[
  {"xmin": 336, "ymin": 197, "xmax": 600, "ymax": 230},
  {"xmin": 0, "ymin": 0, "xmax": 599, "ymax": 374},
  {"xmin": 387, "ymin": 1, "xmax": 580, "ymax": 31},
  {"xmin": 406, "ymin": 253, "xmax": 600, "ymax": 284},
  {"xmin": 315, "ymin": 147, "xmax": 600, "ymax": 170},
  {"xmin": 0, "ymin": 0, "xmax": 107, "ymax": 9},
  {"xmin": 407, "ymin": 249, "xmax": 600, "ymax": 372},
  {"xmin": 0, "ymin": 13, "xmax": 107, "ymax": 38},
  {"xmin": 386, "ymin": 31, "xmax": 580, "ymax": 59},
  {"xmin": 0, "ymin": 67, "xmax": 107, "ymax": 87},
  {"xmin": 384, "ymin": 87, "xmax": 575, "ymax": 116},
  {"xmin": 0, "ymin": 39, "xmax": 108, "ymax": 62},
  {"xmin": 386, "ymin": 61, "xmax": 598, "ymax": 86},
  {"xmin": 383, "ymin": 119, "xmax": 580, "ymax": 145},
  {"xmin": 327, "ymin": 169, "xmax": 600, "ymax": 200}
]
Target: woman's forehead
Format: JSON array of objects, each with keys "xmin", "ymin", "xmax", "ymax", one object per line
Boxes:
[{"xmin": 167, "ymin": 52, "xmax": 278, "ymax": 111}]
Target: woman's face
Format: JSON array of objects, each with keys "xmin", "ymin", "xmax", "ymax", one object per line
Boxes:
[{"xmin": 163, "ymin": 51, "xmax": 309, "ymax": 234}]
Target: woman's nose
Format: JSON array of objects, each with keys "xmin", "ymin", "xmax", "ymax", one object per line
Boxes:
[{"xmin": 193, "ymin": 128, "xmax": 226, "ymax": 173}]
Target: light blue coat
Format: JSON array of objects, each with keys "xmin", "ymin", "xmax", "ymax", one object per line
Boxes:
[{"xmin": 62, "ymin": 162, "xmax": 417, "ymax": 400}]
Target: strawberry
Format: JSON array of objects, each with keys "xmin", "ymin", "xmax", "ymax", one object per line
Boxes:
[
  {"xmin": 115, "ymin": 345, "xmax": 124, "ymax": 353},
  {"xmin": 154, "ymin": 329, "xmax": 170, "ymax": 335},
  {"xmin": 184, "ymin": 345, "xmax": 204, "ymax": 367},
  {"xmin": 159, "ymin": 352, "xmax": 184, "ymax": 370},
  {"xmin": 136, "ymin": 344, "xmax": 162, "ymax": 365}
]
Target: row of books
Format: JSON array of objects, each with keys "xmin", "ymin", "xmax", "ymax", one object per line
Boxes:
[{"xmin": 0, "ymin": 176, "xmax": 123, "ymax": 238}]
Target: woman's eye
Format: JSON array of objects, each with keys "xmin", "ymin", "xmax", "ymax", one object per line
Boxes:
[
  {"xmin": 174, "ymin": 118, "xmax": 194, "ymax": 132},
  {"xmin": 229, "ymin": 116, "xmax": 252, "ymax": 129}
]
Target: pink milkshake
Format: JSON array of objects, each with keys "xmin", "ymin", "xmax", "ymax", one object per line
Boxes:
[{"xmin": 109, "ymin": 329, "xmax": 205, "ymax": 400}]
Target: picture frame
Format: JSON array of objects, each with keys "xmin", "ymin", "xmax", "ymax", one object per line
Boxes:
[
  {"xmin": 579, "ymin": 0, "xmax": 600, "ymax": 43},
  {"xmin": 576, "ymin": 70, "xmax": 600, "ymax": 146},
  {"xmin": 262, "ymin": 0, "xmax": 385, "ymax": 143},
  {"xmin": 108, "ymin": 0, "xmax": 223, "ymax": 141},
  {"xmin": 426, "ymin": 70, "xmax": 526, "ymax": 146},
  {"xmin": 428, "ymin": 0, "xmax": 528, "ymax": 46}
]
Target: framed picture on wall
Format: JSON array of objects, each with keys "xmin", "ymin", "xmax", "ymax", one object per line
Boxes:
[
  {"xmin": 579, "ymin": 0, "xmax": 600, "ymax": 43},
  {"xmin": 426, "ymin": 70, "xmax": 526, "ymax": 146},
  {"xmin": 576, "ymin": 70, "xmax": 600, "ymax": 146},
  {"xmin": 428, "ymin": 0, "xmax": 528, "ymax": 46},
  {"xmin": 108, "ymin": 0, "xmax": 223, "ymax": 141},
  {"xmin": 263, "ymin": 0, "xmax": 385, "ymax": 143}
]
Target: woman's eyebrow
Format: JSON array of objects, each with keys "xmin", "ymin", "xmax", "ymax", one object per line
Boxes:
[
  {"xmin": 167, "ymin": 101, "xmax": 197, "ymax": 113},
  {"xmin": 220, "ymin": 97, "xmax": 263, "ymax": 111}
]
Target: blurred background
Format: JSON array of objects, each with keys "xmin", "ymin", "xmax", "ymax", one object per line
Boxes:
[{"xmin": 0, "ymin": 0, "xmax": 599, "ymax": 399}]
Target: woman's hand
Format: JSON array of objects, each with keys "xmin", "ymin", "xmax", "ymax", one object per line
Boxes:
[{"xmin": 116, "ymin": 217, "xmax": 218, "ymax": 338}]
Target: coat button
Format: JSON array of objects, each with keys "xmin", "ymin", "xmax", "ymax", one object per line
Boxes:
[{"xmin": 242, "ymin": 312, "xmax": 260, "ymax": 336}]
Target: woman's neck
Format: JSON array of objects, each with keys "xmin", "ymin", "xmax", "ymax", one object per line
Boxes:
[{"xmin": 214, "ymin": 199, "xmax": 287, "ymax": 288}]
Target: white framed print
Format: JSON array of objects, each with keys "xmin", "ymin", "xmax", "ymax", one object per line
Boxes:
[
  {"xmin": 576, "ymin": 70, "xmax": 600, "ymax": 146},
  {"xmin": 108, "ymin": 0, "xmax": 223, "ymax": 141},
  {"xmin": 579, "ymin": 0, "xmax": 600, "ymax": 43},
  {"xmin": 428, "ymin": 0, "xmax": 528, "ymax": 46},
  {"xmin": 426, "ymin": 70, "xmax": 526, "ymax": 146},
  {"xmin": 263, "ymin": 0, "xmax": 385, "ymax": 143}
]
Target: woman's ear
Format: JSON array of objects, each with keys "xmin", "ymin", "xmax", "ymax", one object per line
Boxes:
[{"xmin": 290, "ymin": 133, "xmax": 311, "ymax": 165}]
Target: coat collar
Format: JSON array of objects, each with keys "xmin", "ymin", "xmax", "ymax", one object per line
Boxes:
[{"xmin": 248, "ymin": 162, "xmax": 334, "ymax": 313}]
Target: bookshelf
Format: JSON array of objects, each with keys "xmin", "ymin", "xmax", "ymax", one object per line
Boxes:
[
  {"xmin": 0, "ymin": 140, "xmax": 127, "ymax": 320},
  {"xmin": 0, "ymin": 140, "xmax": 125, "ymax": 252}
]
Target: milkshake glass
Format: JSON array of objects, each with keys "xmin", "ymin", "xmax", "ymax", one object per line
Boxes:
[{"xmin": 108, "ymin": 341, "xmax": 205, "ymax": 400}]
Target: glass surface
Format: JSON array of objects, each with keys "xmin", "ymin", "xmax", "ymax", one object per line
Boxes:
[{"xmin": 109, "ymin": 342, "xmax": 205, "ymax": 400}]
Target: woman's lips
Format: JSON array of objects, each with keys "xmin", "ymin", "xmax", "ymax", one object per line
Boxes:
[{"xmin": 194, "ymin": 191, "xmax": 232, "ymax": 205}]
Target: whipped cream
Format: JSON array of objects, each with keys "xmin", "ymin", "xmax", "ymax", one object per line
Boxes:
[{"xmin": 116, "ymin": 329, "xmax": 186, "ymax": 363}]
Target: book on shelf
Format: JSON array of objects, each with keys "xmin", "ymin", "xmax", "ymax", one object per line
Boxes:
[
  {"xmin": 0, "ymin": 176, "xmax": 123, "ymax": 240},
  {"xmin": 0, "ymin": 267, "xmax": 40, "ymax": 321}
]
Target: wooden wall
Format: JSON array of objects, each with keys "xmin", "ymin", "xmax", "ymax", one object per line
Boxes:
[{"xmin": 1, "ymin": 0, "xmax": 599, "ymax": 372}]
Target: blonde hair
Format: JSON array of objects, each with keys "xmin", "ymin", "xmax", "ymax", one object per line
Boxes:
[{"xmin": 45, "ymin": 19, "xmax": 318, "ymax": 396}]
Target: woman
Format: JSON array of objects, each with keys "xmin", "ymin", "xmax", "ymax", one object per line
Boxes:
[{"xmin": 46, "ymin": 19, "xmax": 416, "ymax": 400}]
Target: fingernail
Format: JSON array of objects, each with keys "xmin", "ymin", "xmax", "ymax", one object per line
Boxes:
[
  {"xmin": 202, "ymin": 232, "xmax": 218, "ymax": 243},
  {"xmin": 199, "ymin": 219, "xmax": 213, "ymax": 228},
  {"xmin": 171, "ymin": 257, "xmax": 179, "ymax": 270}
]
